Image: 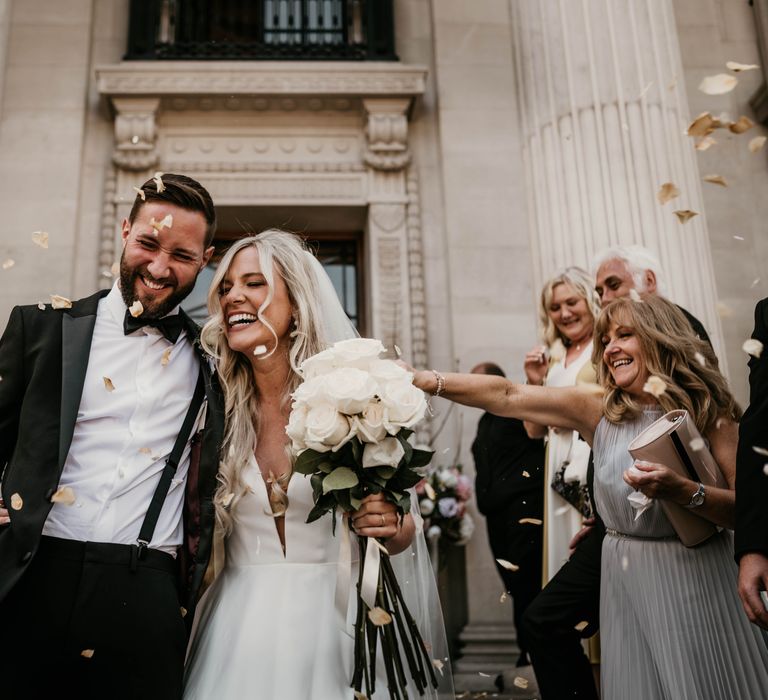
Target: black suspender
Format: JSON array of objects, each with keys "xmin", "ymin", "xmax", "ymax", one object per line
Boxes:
[{"xmin": 131, "ymin": 371, "xmax": 206, "ymax": 570}]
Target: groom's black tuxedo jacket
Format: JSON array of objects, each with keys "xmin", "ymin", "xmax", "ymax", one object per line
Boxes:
[{"xmin": 0, "ymin": 290, "xmax": 224, "ymax": 616}]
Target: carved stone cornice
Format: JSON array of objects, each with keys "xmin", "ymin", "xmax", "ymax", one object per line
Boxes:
[
  {"xmin": 96, "ymin": 62, "xmax": 427, "ymax": 97},
  {"xmin": 111, "ymin": 97, "xmax": 160, "ymax": 171},
  {"xmin": 363, "ymin": 97, "xmax": 412, "ymax": 172}
]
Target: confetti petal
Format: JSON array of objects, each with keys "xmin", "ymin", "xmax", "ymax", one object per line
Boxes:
[
  {"xmin": 37, "ymin": 302, "xmax": 46, "ymax": 310},
  {"xmin": 762, "ymin": 464, "xmax": 768, "ymax": 476},
  {"xmin": 657, "ymin": 182, "xmax": 680, "ymax": 205},
  {"xmin": 394, "ymin": 344, "xmax": 402, "ymax": 357},
  {"xmin": 253, "ymin": 344, "xmax": 268, "ymax": 356},
  {"xmin": 496, "ymin": 559, "xmax": 520, "ymax": 572},
  {"xmin": 519, "ymin": 517, "xmax": 543, "ymax": 525},
  {"xmin": 749, "ymin": 136, "xmax": 767, "ymax": 153},
  {"xmin": 10, "ymin": 493, "xmax": 23, "ymax": 510},
  {"xmin": 139, "ymin": 447, "xmax": 152, "ymax": 456},
  {"xmin": 513, "ymin": 677, "xmax": 529, "ymax": 689},
  {"xmin": 1, "ymin": 259, "xmax": 14, "ymax": 270},
  {"xmin": 133, "ymin": 186, "xmax": 146, "ymax": 201},
  {"xmin": 574, "ymin": 620, "xmax": 589, "ymax": 632},
  {"xmin": 695, "ymin": 136, "xmax": 717, "ymax": 151},
  {"xmin": 221, "ymin": 492, "xmax": 235, "ymax": 508},
  {"xmin": 726, "ymin": 61, "xmax": 759, "ymax": 73},
  {"xmin": 80, "ymin": 649, "xmax": 95, "ymax": 659},
  {"xmin": 698, "ymin": 73, "xmax": 738, "ymax": 95},
  {"xmin": 621, "ymin": 555, "xmax": 629, "ymax": 571},
  {"xmin": 643, "ymin": 375, "xmax": 667, "ymax": 398},
  {"xmin": 716, "ymin": 301, "xmax": 733, "ymax": 318},
  {"xmin": 522, "ymin": 470, "xmax": 530, "ymax": 478},
  {"xmin": 629, "ymin": 288, "xmax": 643, "ymax": 302},
  {"xmin": 687, "ymin": 112, "xmax": 723, "ymax": 138},
  {"xmin": 367, "ymin": 607, "xmax": 393, "ymax": 626},
  {"xmin": 424, "ymin": 482, "xmax": 437, "ymax": 500},
  {"xmin": 694, "ymin": 352, "xmax": 706, "ymax": 367},
  {"xmin": 103, "ymin": 376, "xmax": 116, "ymax": 392},
  {"xmin": 499, "ymin": 591, "xmax": 508, "ymax": 603},
  {"xmin": 50, "ymin": 486, "xmax": 76, "ymax": 505},
  {"xmin": 161, "ymin": 348, "xmax": 172, "ymax": 366},
  {"xmin": 432, "ymin": 659, "xmax": 445, "ymax": 676},
  {"xmin": 150, "ymin": 214, "xmax": 173, "ymax": 233},
  {"xmin": 180, "ymin": 606, "xmax": 188, "ymax": 618},
  {"xmin": 689, "ymin": 438, "xmax": 706, "ymax": 452},
  {"xmin": 32, "ymin": 231, "xmax": 49, "ymax": 249},
  {"xmin": 110, "ymin": 262, "xmax": 120, "ymax": 277},
  {"xmin": 354, "ymin": 692, "xmax": 369, "ymax": 700},
  {"xmin": 729, "ymin": 116, "xmax": 755, "ymax": 134},
  {"xmin": 743, "ymin": 339, "xmax": 764, "ymax": 358},
  {"xmin": 554, "ymin": 505, "xmax": 571, "ymax": 516},
  {"xmin": 153, "ymin": 172, "xmax": 165, "ymax": 193},
  {"xmin": 703, "ymin": 174, "xmax": 728, "ymax": 187},
  {"xmin": 753, "ymin": 446, "xmax": 768, "ymax": 457},
  {"xmin": 674, "ymin": 210, "xmax": 698, "ymax": 224},
  {"xmin": 129, "ymin": 300, "xmax": 144, "ymax": 318},
  {"xmin": 50, "ymin": 294, "xmax": 73, "ymax": 309}
]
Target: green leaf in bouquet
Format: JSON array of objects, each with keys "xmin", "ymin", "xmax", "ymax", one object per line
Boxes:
[
  {"xmin": 407, "ymin": 448, "xmax": 434, "ymax": 470},
  {"xmin": 399, "ymin": 492, "xmax": 411, "ymax": 515},
  {"xmin": 389, "ymin": 467, "xmax": 423, "ymax": 490},
  {"xmin": 310, "ymin": 473, "xmax": 324, "ymax": 500},
  {"xmin": 334, "ymin": 489, "xmax": 353, "ymax": 513},
  {"xmin": 306, "ymin": 493, "xmax": 336, "ymax": 523},
  {"xmin": 294, "ymin": 449, "xmax": 330, "ymax": 475},
  {"xmin": 322, "ymin": 466, "xmax": 359, "ymax": 494},
  {"xmin": 350, "ymin": 494, "xmax": 363, "ymax": 510},
  {"xmin": 396, "ymin": 432, "xmax": 414, "ymax": 466},
  {"xmin": 349, "ymin": 436, "xmax": 363, "ymax": 462},
  {"xmin": 375, "ymin": 466, "xmax": 397, "ymax": 480}
]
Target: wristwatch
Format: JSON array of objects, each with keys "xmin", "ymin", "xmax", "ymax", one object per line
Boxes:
[{"xmin": 685, "ymin": 482, "xmax": 706, "ymax": 508}]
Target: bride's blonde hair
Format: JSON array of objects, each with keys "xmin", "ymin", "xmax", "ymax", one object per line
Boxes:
[{"xmin": 200, "ymin": 230, "xmax": 327, "ymax": 535}]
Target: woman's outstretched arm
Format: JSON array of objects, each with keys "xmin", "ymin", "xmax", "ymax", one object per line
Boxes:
[{"xmin": 412, "ymin": 370, "xmax": 603, "ymax": 444}]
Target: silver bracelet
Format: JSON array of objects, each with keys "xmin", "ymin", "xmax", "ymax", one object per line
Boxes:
[{"xmin": 431, "ymin": 369, "xmax": 445, "ymax": 397}]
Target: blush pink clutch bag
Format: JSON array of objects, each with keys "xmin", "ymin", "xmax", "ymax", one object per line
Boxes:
[{"xmin": 627, "ymin": 410, "xmax": 727, "ymax": 547}]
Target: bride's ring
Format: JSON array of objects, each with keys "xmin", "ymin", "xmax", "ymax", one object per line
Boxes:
[{"xmin": 379, "ymin": 514, "xmax": 386, "ymax": 527}]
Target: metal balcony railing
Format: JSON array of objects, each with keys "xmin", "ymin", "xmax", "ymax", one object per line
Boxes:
[{"xmin": 125, "ymin": 0, "xmax": 397, "ymax": 61}]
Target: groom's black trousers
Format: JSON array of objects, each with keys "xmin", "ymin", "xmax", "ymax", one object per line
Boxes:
[
  {"xmin": 0, "ymin": 536, "xmax": 186, "ymax": 700},
  {"xmin": 520, "ymin": 520, "xmax": 603, "ymax": 700}
]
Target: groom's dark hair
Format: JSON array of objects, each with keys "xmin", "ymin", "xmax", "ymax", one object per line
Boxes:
[{"xmin": 129, "ymin": 173, "xmax": 217, "ymax": 246}]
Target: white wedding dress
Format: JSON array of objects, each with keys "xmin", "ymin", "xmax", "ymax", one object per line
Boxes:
[{"xmin": 184, "ymin": 457, "xmax": 450, "ymax": 699}]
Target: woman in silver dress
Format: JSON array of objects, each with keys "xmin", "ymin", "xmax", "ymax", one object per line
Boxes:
[{"xmin": 412, "ymin": 295, "xmax": 768, "ymax": 699}]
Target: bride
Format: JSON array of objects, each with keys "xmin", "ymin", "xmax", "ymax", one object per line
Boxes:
[{"xmin": 183, "ymin": 230, "xmax": 451, "ymax": 699}]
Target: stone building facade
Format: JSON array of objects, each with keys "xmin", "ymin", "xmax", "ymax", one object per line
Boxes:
[{"xmin": 1, "ymin": 0, "xmax": 766, "ymax": 684}]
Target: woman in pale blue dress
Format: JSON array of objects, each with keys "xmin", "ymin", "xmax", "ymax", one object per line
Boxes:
[{"xmin": 413, "ymin": 295, "xmax": 768, "ymax": 699}]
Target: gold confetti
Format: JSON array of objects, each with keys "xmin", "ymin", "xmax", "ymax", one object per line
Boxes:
[
  {"xmin": 153, "ymin": 172, "xmax": 165, "ymax": 193},
  {"xmin": 749, "ymin": 136, "xmax": 767, "ymax": 153},
  {"xmin": 519, "ymin": 517, "xmax": 543, "ymax": 525},
  {"xmin": 703, "ymin": 174, "xmax": 728, "ymax": 187},
  {"xmin": 574, "ymin": 620, "xmax": 589, "ymax": 632},
  {"xmin": 694, "ymin": 352, "xmax": 706, "ymax": 366},
  {"xmin": 161, "ymin": 348, "xmax": 172, "ymax": 366},
  {"xmin": 50, "ymin": 486, "xmax": 76, "ymax": 505},
  {"xmin": 103, "ymin": 377, "xmax": 116, "ymax": 392},
  {"xmin": 367, "ymin": 607, "xmax": 393, "ymax": 626},
  {"xmin": 10, "ymin": 493, "xmax": 23, "ymax": 510},
  {"xmin": 726, "ymin": 61, "xmax": 759, "ymax": 73},
  {"xmin": 698, "ymin": 73, "xmax": 738, "ymax": 95},
  {"xmin": 689, "ymin": 438, "xmax": 706, "ymax": 452},
  {"xmin": 695, "ymin": 136, "xmax": 717, "ymax": 151},
  {"xmin": 133, "ymin": 187, "xmax": 146, "ymax": 201},
  {"xmin": 513, "ymin": 677, "xmax": 529, "ymax": 689},
  {"xmin": 129, "ymin": 300, "xmax": 144, "ymax": 317},
  {"xmin": 50, "ymin": 294, "xmax": 73, "ymax": 309},
  {"xmin": 496, "ymin": 559, "xmax": 520, "ymax": 572},
  {"xmin": 32, "ymin": 231, "xmax": 49, "ymax": 249},
  {"xmin": 80, "ymin": 649, "xmax": 95, "ymax": 659},
  {"xmin": 753, "ymin": 446, "xmax": 768, "ymax": 457},
  {"xmin": 522, "ymin": 470, "xmax": 530, "ymax": 478},
  {"xmin": 1, "ymin": 259, "xmax": 14, "ymax": 270},
  {"xmin": 729, "ymin": 116, "xmax": 755, "ymax": 134},
  {"xmin": 657, "ymin": 182, "xmax": 680, "ymax": 205},
  {"xmin": 674, "ymin": 210, "xmax": 698, "ymax": 224},
  {"xmin": 743, "ymin": 339, "xmax": 764, "ymax": 358},
  {"xmin": 643, "ymin": 375, "xmax": 667, "ymax": 398}
]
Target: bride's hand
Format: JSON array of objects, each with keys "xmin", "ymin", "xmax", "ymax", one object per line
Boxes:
[{"xmin": 351, "ymin": 493, "xmax": 401, "ymax": 541}]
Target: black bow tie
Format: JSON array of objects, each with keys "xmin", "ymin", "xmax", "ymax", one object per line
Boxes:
[{"xmin": 123, "ymin": 310, "xmax": 185, "ymax": 344}]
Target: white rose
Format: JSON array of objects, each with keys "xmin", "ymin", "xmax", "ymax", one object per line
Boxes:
[
  {"xmin": 326, "ymin": 338, "xmax": 385, "ymax": 370},
  {"xmin": 362, "ymin": 437, "xmax": 405, "ymax": 468},
  {"xmin": 286, "ymin": 403, "xmax": 309, "ymax": 452},
  {"xmin": 355, "ymin": 401, "xmax": 388, "ymax": 443},
  {"xmin": 304, "ymin": 403, "xmax": 353, "ymax": 452},
  {"xmin": 299, "ymin": 348, "xmax": 337, "ymax": 380},
  {"xmin": 419, "ymin": 498, "xmax": 435, "ymax": 516},
  {"xmin": 323, "ymin": 367, "xmax": 378, "ymax": 415},
  {"xmin": 381, "ymin": 379, "xmax": 428, "ymax": 432},
  {"xmin": 368, "ymin": 359, "xmax": 411, "ymax": 384},
  {"xmin": 292, "ymin": 374, "xmax": 331, "ymax": 406}
]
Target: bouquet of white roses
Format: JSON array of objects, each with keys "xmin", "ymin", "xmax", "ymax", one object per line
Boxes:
[{"xmin": 287, "ymin": 338, "xmax": 438, "ymax": 698}]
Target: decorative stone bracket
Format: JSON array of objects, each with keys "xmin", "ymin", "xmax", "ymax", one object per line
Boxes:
[
  {"xmin": 362, "ymin": 97, "xmax": 411, "ymax": 171},
  {"xmin": 111, "ymin": 97, "xmax": 161, "ymax": 171}
]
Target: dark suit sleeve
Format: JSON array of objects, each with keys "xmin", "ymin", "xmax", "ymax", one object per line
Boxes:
[
  {"xmin": 735, "ymin": 298, "xmax": 768, "ymax": 560},
  {"xmin": 0, "ymin": 307, "xmax": 26, "ymax": 476}
]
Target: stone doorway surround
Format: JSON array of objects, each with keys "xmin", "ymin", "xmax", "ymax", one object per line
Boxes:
[{"xmin": 95, "ymin": 61, "xmax": 429, "ymax": 368}]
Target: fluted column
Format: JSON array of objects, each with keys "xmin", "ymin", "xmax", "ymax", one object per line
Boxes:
[{"xmin": 511, "ymin": 0, "xmax": 724, "ymax": 357}]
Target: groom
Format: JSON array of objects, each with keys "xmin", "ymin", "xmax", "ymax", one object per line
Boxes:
[{"xmin": 0, "ymin": 174, "xmax": 224, "ymax": 699}]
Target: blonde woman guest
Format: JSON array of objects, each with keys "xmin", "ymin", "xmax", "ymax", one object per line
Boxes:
[
  {"xmin": 412, "ymin": 296, "xmax": 768, "ymax": 699},
  {"xmin": 523, "ymin": 267, "xmax": 600, "ymax": 581},
  {"xmin": 183, "ymin": 231, "xmax": 451, "ymax": 699}
]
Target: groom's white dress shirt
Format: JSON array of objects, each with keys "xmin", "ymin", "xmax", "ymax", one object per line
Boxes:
[{"xmin": 42, "ymin": 284, "xmax": 199, "ymax": 554}]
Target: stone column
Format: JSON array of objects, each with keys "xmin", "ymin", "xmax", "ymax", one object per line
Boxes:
[{"xmin": 511, "ymin": 0, "xmax": 724, "ymax": 356}]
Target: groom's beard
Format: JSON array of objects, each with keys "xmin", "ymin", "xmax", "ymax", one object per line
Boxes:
[{"xmin": 119, "ymin": 254, "xmax": 197, "ymax": 319}]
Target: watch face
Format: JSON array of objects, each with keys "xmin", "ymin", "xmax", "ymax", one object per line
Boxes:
[{"xmin": 691, "ymin": 491, "xmax": 705, "ymax": 507}]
